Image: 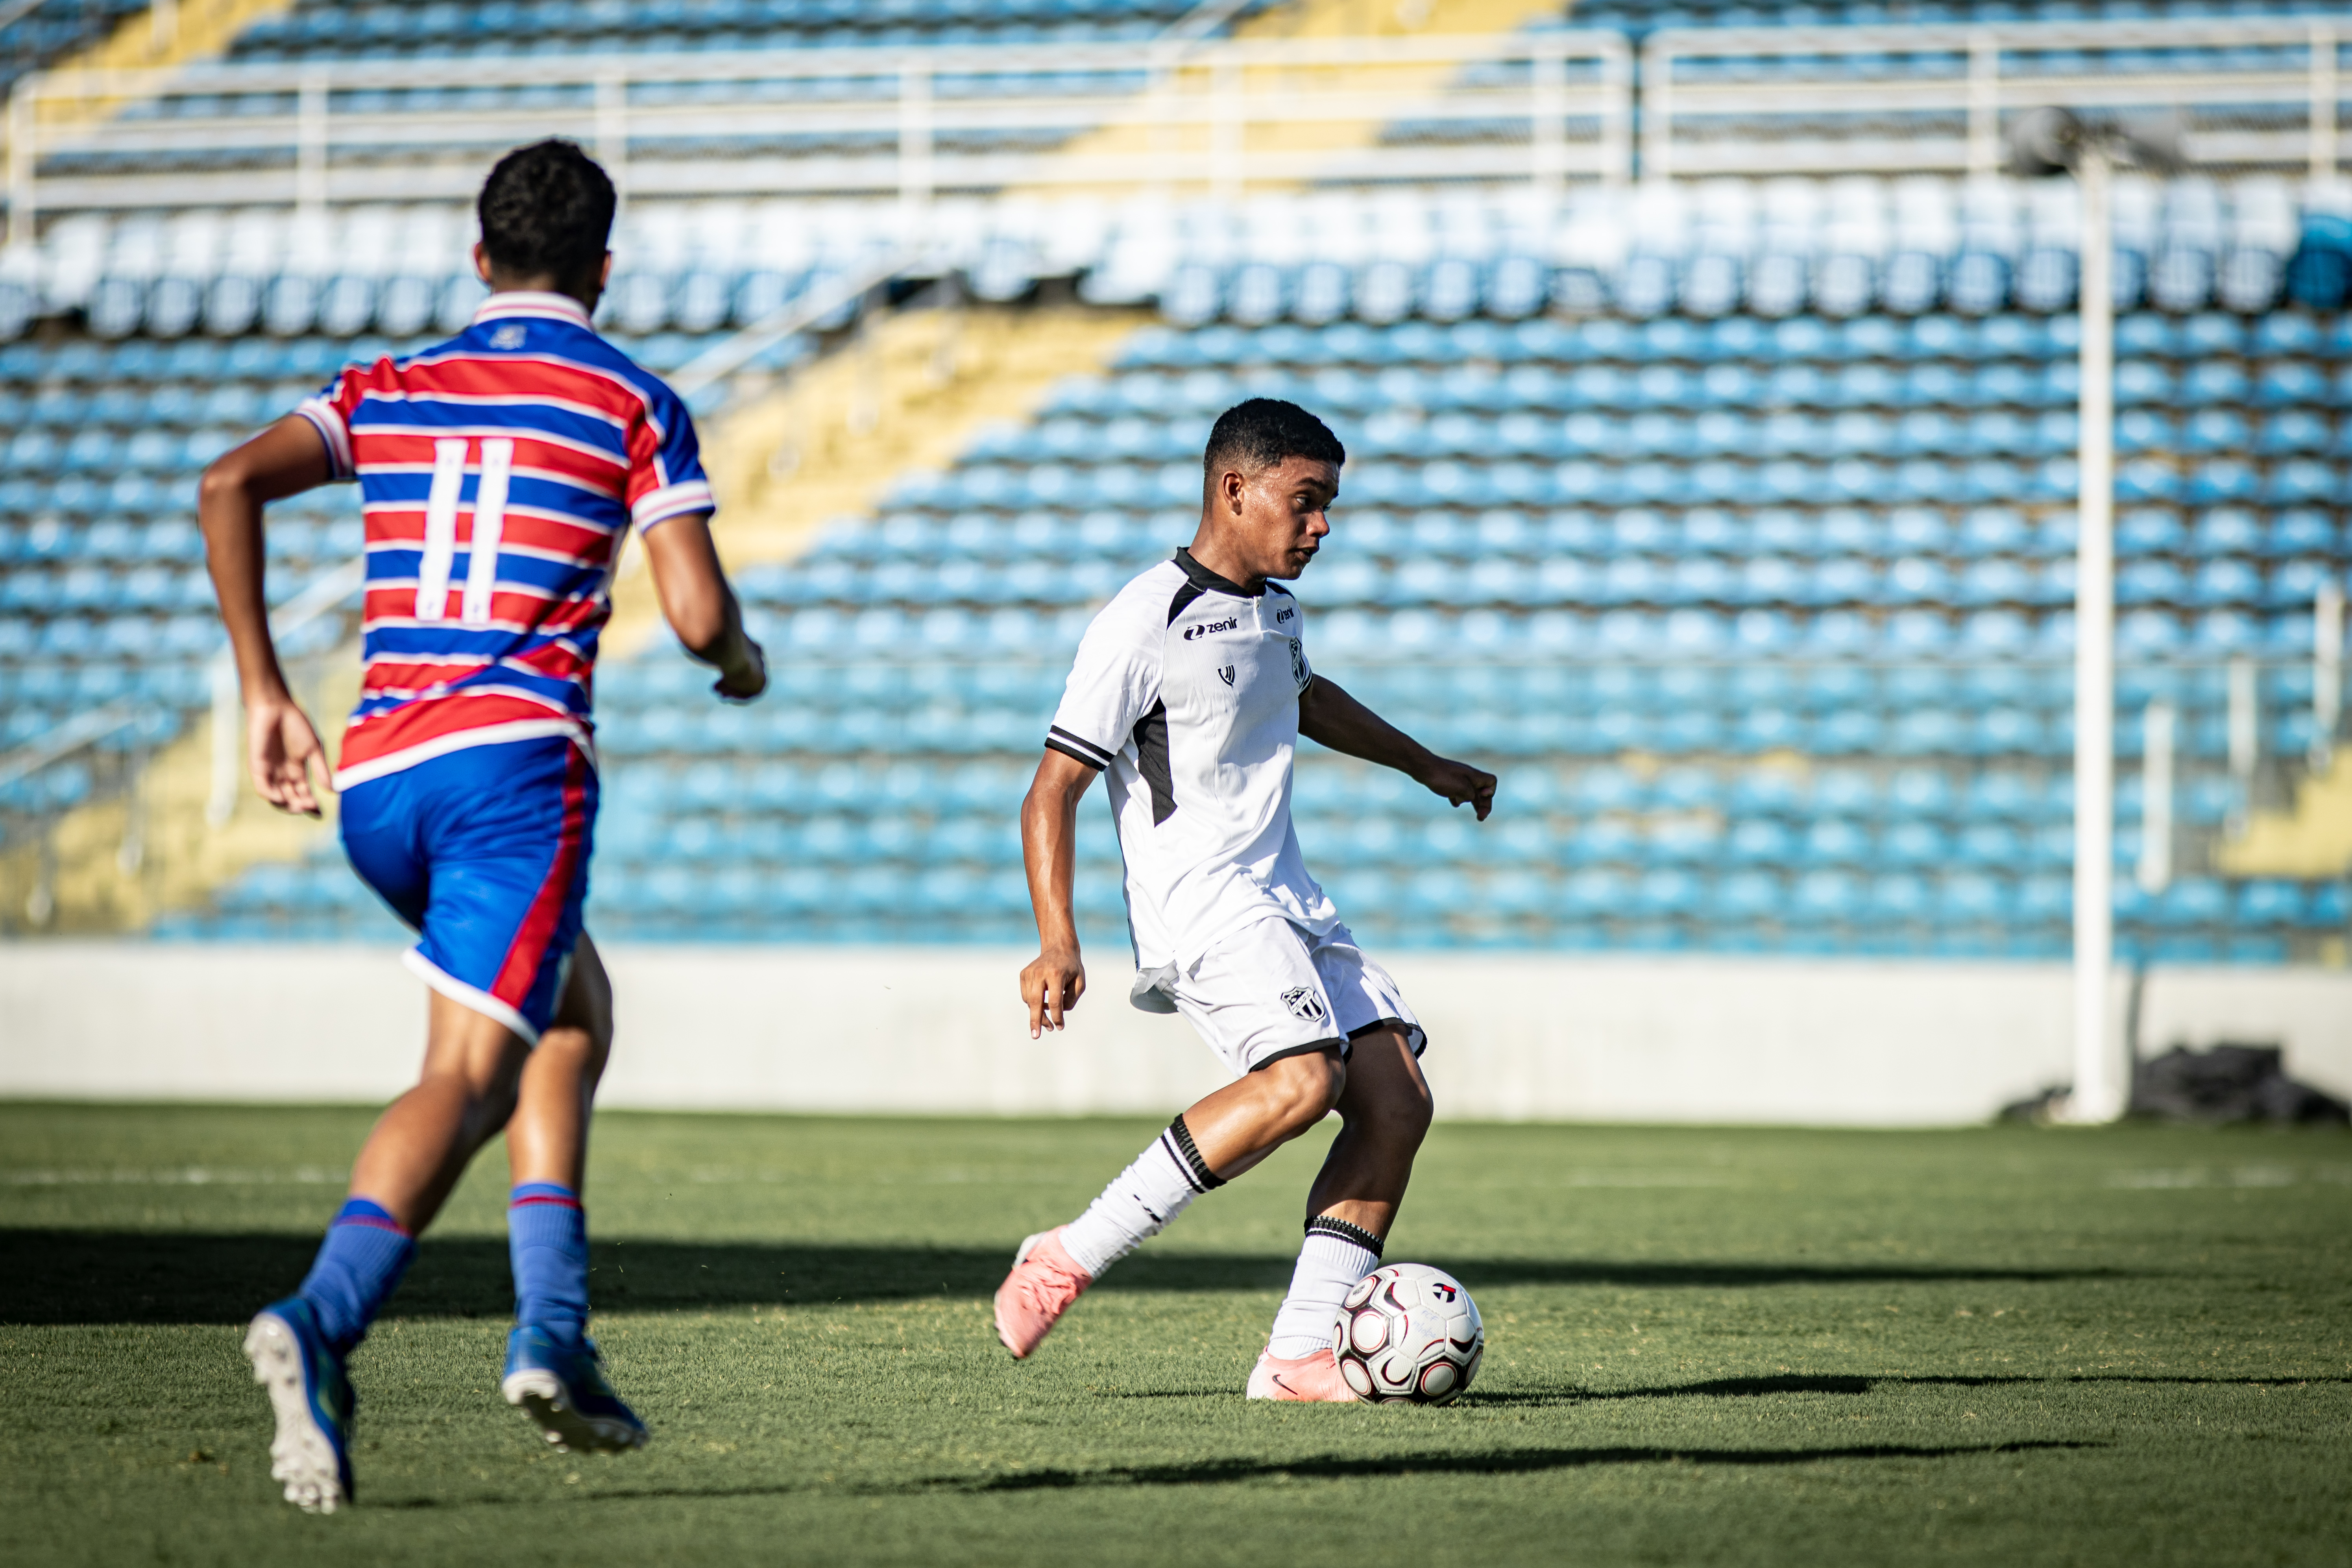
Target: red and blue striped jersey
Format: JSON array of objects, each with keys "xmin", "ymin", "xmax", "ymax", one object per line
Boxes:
[{"xmin": 296, "ymin": 291, "xmax": 713, "ymax": 789}]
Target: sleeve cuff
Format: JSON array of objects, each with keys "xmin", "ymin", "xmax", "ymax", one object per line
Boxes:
[
  {"xmin": 632, "ymin": 480, "xmax": 715, "ymax": 531},
  {"xmin": 294, "ymin": 399, "xmax": 354, "ymax": 480},
  {"xmin": 1046, "ymin": 726, "xmax": 1112, "ymax": 770}
]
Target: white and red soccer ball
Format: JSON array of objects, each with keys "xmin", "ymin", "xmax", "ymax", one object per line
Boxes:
[{"xmin": 1331, "ymin": 1262, "xmax": 1484, "ymax": 1404}]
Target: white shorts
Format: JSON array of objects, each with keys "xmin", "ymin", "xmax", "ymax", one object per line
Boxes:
[{"xmin": 1135, "ymin": 916, "xmax": 1426, "ymax": 1077}]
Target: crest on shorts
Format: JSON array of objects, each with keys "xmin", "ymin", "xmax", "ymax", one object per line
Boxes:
[
  {"xmin": 1280, "ymin": 985, "xmax": 1328, "ymax": 1023},
  {"xmin": 1218, "ymin": 665, "xmax": 1235, "ymax": 686}
]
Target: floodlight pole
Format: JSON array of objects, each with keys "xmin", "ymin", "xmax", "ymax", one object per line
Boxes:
[{"xmin": 2068, "ymin": 141, "xmax": 2124, "ymax": 1123}]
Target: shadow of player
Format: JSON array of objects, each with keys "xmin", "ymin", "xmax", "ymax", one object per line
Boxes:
[
  {"xmin": 1461, "ymin": 1372, "xmax": 2350, "ymax": 1407},
  {"xmin": 0, "ymin": 1228, "xmax": 2142, "ymax": 1327}
]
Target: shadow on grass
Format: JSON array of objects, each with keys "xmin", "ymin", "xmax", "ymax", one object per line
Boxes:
[
  {"xmin": 920, "ymin": 1439, "xmax": 2102, "ymax": 1492},
  {"xmin": 1463, "ymin": 1373, "xmax": 2352, "ymax": 1407},
  {"xmin": 370, "ymin": 1439, "xmax": 2101, "ymax": 1508},
  {"xmin": 0, "ymin": 1229, "xmax": 2135, "ymax": 1326}
]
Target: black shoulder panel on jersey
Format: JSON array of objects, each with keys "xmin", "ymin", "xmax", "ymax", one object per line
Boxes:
[
  {"xmin": 1133, "ymin": 698, "xmax": 1176, "ymax": 824},
  {"xmin": 1173, "ymin": 546, "xmax": 1264, "ymax": 599},
  {"xmin": 1166, "ymin": 579, "xmax": 1207, "ymax": 626}
]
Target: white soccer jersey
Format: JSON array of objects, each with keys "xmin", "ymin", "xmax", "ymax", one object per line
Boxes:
[{"xmin": 1047, "ymin": 549, "xmax": 1340, "ymax": 989}]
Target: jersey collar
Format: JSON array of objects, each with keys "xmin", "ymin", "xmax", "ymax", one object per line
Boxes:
[
  {"xmin": 1175, "ymin": 546, "xmax": 1269, "ymax": 599},
  {"xmin": 473, "ymin": 291, "xmax": 593, "ymax": 327}
]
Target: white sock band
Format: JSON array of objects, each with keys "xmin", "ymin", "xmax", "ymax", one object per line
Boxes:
[
  {"xmin": 1266, "ymin": 1218, "xmax": 1382, "ymax": 1360},
  {"xmin": 1060, "ymin": 1118, "xmax": 1220, "ymax": 1278}
]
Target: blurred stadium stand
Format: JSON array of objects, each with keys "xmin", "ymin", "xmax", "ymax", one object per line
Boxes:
[
  {"xmin": 2, "ymin": 0, "xmax": 154, "ymax": 98},
  {"xmin": 0, "ymin": 0, "xmax": 2346, "ymax": 981}
]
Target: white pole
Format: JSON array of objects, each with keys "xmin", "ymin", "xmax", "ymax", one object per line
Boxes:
[
  {"xmin": 1641, "ymin": 35, "xmax": 1672, "ymax": 183},
  {"xmin": 2138, "ymin": 699, "xmax": 2174, "ymax": 896},
  {"xmin": 1600, "ymin": 35, "xmax": 1632, "ymax": 187},
  {"xmin": 595, "ymin": 68, "xmax": 629, "ymax": 217},
  {"xmin": 1531, "ymin": 41, "xmax": 1567, "ymax": 199},
  {"xmin": 206, "ymin": 650, "xmax": 239, "ymax": 827},
  {"xmin": 6, "ymin": 79, "xmax": 35, "ymax": 253},
  {"xmin": 295, "ymin": 68, "xmax": 329, "ymax": 218},
  {"xmin": 2315, "ymin": 580, "xmax": 2343, "ymax": 771},
  {"xmin": 898, "ymin": 63, "xmax": 933, "ymax": 246},
  {"xmin": 2313, "ymin": 22, "xmax": 2339, "ymax": 184},
  {"xmin": 2068, "ymin": 142, "xmax": 2121, "ymax": 1124},
  {"xmin": 1967, "ymin": 29, "xmax": 2000, "ymax": 180},
  {"xmin": 1208, "ymin": 57, "xmax": 1242, "ymax": 199},
  {"xmin": 2227, "ymin": 654, "xmax": 2258, "ymax": 831}
]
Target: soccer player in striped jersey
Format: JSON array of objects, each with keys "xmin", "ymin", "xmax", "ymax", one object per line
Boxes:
[{"xmin": 200, "ymin": 140, "xmax": 766, "ymax": 1511}]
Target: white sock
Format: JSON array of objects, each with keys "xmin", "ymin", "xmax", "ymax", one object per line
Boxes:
[
  {"xmin": 1266, "ymin": 1217, "xmax": 1383, "ymax": 1360},
  {"xmin": 1059, "ymin": 1116, "xmax": 1224, "ymax": 1278}
]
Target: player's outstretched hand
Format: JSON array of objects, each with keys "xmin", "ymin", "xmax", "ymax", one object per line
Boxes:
[
  {"xmin": 1418, "ymin": 756, "xmax": 1497, "ymax": 821},
  {"xmin": 1021, "ymin": 945, "xmax": 1086, "ymax": 1038},
  {"xmin": 713, "ymin": 638, "xmax": 768, "ymax": 704},
  {"xmin": 247, "ymin": 693, "xmax": 330, "ymax": 818}
]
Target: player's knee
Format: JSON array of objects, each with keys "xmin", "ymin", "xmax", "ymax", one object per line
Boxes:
[
  {"xmin": 553, "ymin": 936, "xmax": 613, "ymax": 1060},
  {"xmin": 1259, "ymin": 1047, "xmax": 1346, "ymax": 1139},
  {"xmin": 416, "ymin": 1060, "xmax": 522, "ymax": 1143},
  {"xmin": 1388, "ymin": 1074, "xmax": 1435, "ymax": 1145},
  {"xmin": 1340, "ymin": 1075, "xmax": 1432, "ymax": 1152}
]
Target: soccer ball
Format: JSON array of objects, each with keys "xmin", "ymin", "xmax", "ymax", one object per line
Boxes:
[{"xmin": 1330, "ymin": 1263, "xmax": 1483, "ymax": 1404}]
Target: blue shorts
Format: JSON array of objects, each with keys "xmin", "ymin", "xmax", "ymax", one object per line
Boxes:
[{"xmin": 340, "ymin": 735, "xmax": 598, "ymax": 1044}]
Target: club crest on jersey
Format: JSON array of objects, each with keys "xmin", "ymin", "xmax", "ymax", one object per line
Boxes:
[
  {"xmin": 490, "ymin": 323, "xmax": 527, "ymax": 349},
  {"xmin": 1218, "ymin": 665, "xmax": 1235, "ymax": 686},
  {"xmin": 1280, "ymin": 986, "xmax": 1328, "ymax": 1023}
]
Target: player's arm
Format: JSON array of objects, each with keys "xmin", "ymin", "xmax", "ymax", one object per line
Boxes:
[
  {"xmin": 1018, "ymin": 747, "xmax": 1097, "ymax": 1037},
  {"xmin": 1300, "ymin": 676, "xmax": 1496, "ymax": 821},
  {"xmin": 639, "ymin": 512, "xmax": 767, "ymax": 701},
  {"xmin": 199, "ymin": 415, "xmax": 338, "ymax": 817}
]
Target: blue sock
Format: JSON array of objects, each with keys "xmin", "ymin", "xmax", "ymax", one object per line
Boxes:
[
  {"xmin": 508, "ymin": 1183, "xmax": 590, "ymax": 1346},
  {"xmin": 296, "ymin": 1198, "xmax": 417, "ymax": 1356}
]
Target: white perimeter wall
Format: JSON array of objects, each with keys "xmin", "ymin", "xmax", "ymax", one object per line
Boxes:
[{"xmin": 3, "ymin": 943, "xmax": 2349, "ymax": 1127}]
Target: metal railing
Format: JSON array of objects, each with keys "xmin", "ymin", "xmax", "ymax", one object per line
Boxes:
[
  {"xmin": 7, "ymin": 15, "xmax": 2351, "ymax": 228},
  {"xmin": 1643, "ymin": 15, "xmax": 2352, "ymax": 181},
  {"xmin": 3, "ymin": 30, "xmax": 1635, "ymax": 237}
]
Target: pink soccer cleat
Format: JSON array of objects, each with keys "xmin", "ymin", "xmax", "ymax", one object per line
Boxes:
[
  {"xmin": 1245, "ymin": 1347, "xmax": 1359, "ymax": 1402},
  {"xmin": 993, "ymin": 1228, "xmax": 1093, "ymax": 1359}
]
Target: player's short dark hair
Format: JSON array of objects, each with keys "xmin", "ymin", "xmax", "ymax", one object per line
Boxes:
[
  {"xmin": 1202, "ymin": 398, "xmax": 1345, "ymax": 483},
  {"xmin": 477, "ymin": 140, "xmax": 616, "ymax": 284}
]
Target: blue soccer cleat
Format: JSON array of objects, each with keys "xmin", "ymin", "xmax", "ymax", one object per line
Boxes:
[
  {"xmin": 243, "ymin": 1298, "xmax": 356, "ymax": 1513},
  {"xmin": 501, "ymin": 1327, "xmax": 649, "ymax": 1453}
]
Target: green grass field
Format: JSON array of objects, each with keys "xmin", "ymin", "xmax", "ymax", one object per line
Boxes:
[{"xmin": 3, "ymin": 1104, "xmax": 2348, "ymax": 1567}]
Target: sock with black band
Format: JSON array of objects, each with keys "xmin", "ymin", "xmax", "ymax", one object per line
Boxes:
[
  {"xmin": 1059, "ymin": 1114, "xmax": 1223, "ymax": 1278},
  {"xmin": 1266, "ymin": 1215, "xmax": 1384, "ymax": 1360},
  {"xmin": 296, "ymin": 1197, "xmax": 418, "ymax": 1356},
  {"xmin": 508, "ymin": 1182, "xmax": 591, "ymax": 1346}
]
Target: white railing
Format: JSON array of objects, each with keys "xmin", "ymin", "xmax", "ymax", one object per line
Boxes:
[
  {"xmin": 1643, "ymin": 15, "xmax": 2352, "ymax": 181},
  {"xmin": 2, "ymin": 30, "xmax": 1634, "ymax": 238},
  {"xmin": 9, "ymin": 15, "xmax": 2350, "ymax": 229}
]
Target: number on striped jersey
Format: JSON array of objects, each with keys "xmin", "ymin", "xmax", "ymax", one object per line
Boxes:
[{"xmin": 413, "ymin": 438, "xmax": 514, "ymax": 628}]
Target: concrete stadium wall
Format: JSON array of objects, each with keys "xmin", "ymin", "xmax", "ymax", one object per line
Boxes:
[{"xmin": 3, "ymin": 943, "xmax": 2349, "ymax": 1126}]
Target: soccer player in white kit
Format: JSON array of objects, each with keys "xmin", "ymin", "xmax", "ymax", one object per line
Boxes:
[{"xmin": 994, "ymin": 399, "xmax": 1497, "ymax": 1400}]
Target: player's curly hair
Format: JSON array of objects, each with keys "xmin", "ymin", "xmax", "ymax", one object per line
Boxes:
[
  {"xmin": 1203, "ymin": 398, "xmax": 1346, "ymax": 482},
  {"xmin": 477, "ymin": 140, "xmax": 616, "ymax": 286}
]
